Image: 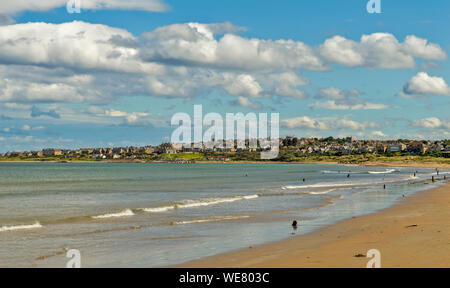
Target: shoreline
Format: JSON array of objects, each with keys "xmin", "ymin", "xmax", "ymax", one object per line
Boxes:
[
  {"xmin": 1, "ymin": 159, "xmax": 449, "ymax": 169},
  {"xmin": 177, "ymin": 181, "xmax": 450, "ymax": 268}
]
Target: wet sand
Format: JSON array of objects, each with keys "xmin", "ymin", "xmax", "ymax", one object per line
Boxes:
[{"xmin": 178, "ymin": 181, "xmax": 450, "ymax": 268}]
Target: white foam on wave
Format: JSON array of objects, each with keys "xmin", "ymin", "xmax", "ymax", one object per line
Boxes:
[
  {"xmin": 141, "ymin": 195, "xmax": 259, "ymax": 213},
  {"xmin": 368, "ymin": 169, "xmax": 397, "ymax": 174},
  {"xmin": 173, "ymin": 215, "xmax": 250, "ymax": 225},
  {"xmin": 283, "ymin": 175, "xmax": 415, "ymax": 190},
  {"xmin": 284, "ymin": 182, "xmax": 354, "ymax": 189},
  {"xmin": 321, "ymin": 170, "xmax": 359, "ymax": 174},
  {"xmin": 91, "ymin": 209, "xmax": 135, "ymax": 219},
  {"xmin": 141, "ymin": 206, "xmax": 175, "ymax": 213},
  {"xmin": 305, "ymin": 189, "xmax": 337, "ymax": 195},
  {"xmin": 0, "ymin": 222, "xmax": 43, "ymax": 232}
]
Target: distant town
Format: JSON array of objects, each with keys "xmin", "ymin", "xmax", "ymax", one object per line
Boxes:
[{"xmin": 1, "ymin": 137, "xmax": 450, "ymax": 163}]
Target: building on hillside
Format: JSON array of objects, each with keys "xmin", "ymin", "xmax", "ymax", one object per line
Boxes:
[
  {"xmin": 42, "ymin": 149, "xmax": 62, "ymax": 156},
  {"xmin": 376, "ymin": 144, "xmax": 387, "ymax": 153},
  {"xmin": 112, "ymin": 147, "xmax": 126, "ymax": 155},
  {"xmin": 407, "ymin": 142, "xmax": 428, "ymax": 154},
  {"xmin": 388, "ymin": 144, "xmax": 406, "ymax": 153}
]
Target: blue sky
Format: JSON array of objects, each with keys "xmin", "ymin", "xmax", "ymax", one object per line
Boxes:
[{"xmin": 0, "ymin": 0, "xmax": 449, "ymax": 152}]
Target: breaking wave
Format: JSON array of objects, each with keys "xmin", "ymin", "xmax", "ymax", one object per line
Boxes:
[
  {"xmin": 304, "ymin": 189, "xmax": 337, "ymax": 195},
  {"xmin": 171, "ymin": 215, "xmax": 250, "ymax": 225},
  {"xmin": 91, "ymin": 209, "xmax": 135, "ymax": 219},
  {"xmin": 141, "ymin": 195, "xmax": 259, "ymax": 213},
  {"xmin": 282, "ymin": 176, "xmax": 416, "ymax": 190},
  {"xmin": 321, "ymin": 170, "xmax": 359, "ymax": 174},
  {"xmin": 368, "ymin": 169, "xmax": 397, "ymax": 174},
  {"xmin": 0, "ymin": 222, "xmax": 43, "ymax": 232}
]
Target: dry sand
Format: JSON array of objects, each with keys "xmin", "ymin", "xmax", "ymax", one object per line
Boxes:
[
  {"xmin": 360, "ymin": 162, "xmax": 450, "ymax": 169},
  {"xmin": 178, "ymin": 181, "xmax": 450, "ymax": 268}
]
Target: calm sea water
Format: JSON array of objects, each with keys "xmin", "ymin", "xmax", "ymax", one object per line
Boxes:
[{"xmin": 0, "ymin": 162, "xmax": 446, "ymax": 267}]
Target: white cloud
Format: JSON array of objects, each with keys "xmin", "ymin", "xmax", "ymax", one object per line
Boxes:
[
  {"xmin": 123, "ymin": 113, "xmax": 167, "ymax": 127},
  {"xmin": 223, "ymin": 74, "xmax": 263, "ymax": 98},
  {"xmin": 141, "ymin": 22, "xmax": 325, "ymax": 72},
  {"xmin": 412, "ymin": 117, "xmax": 450, "ymax": 129},
  {"xmin": 371, "ymin": 131, "xmax": 387, "ymax": 137},
  {"xmin": 0, "ymin": 21, "xmax": 161, "ymax": 73},
  {"xmin": 320, "ymin": 36, "xmax": 364, "ymax": 67},
  {"xmin": 334, "ymin": 119, "xmax": 380, "ymax": 130},
  {"xmin": 310, "ymin": 100, "xmax": 389, "ymax": 110},
  {"xmin": 320, "ymin": 33, "xmax": 446, "ymax": 69},
  {"xmin": 32, "ymin": 126, "xmax": 45, "ymax": 131},
  {"xmin": 262, "ymin": 72, "xmax": 309, "ymax": 99},
  {"xmin": 402, "ymin": 35, "xmax": 447, "ymax": 60},
  {"xmin": 105, "ymin": 110, "xmax": 129, "ymax": 117},
  {"xmin": 316, "ymin": 87, "xmax": 359, "ymax": 100},
  {"xmin": 0, "ymin": 20, "xmax": 447, "ymax": 119},
  {"xmin": 312, "ymin": 87, "xmax": 389, "ymax": 110},
  {"xmin": 281, "ymin": 116, "xmax": 379, "ymax": 131},
  {"xmin": 0, "ymin": 0, "xmax": 169, "ymax": 14},
  {"xmin": 21, "ymin": 124, "xmax": 31, "ymax": 131},
  {"xmin": 82, "ymin": 106, "xmax": 168, "ymax": 127},
  {"xmin": 281, "ymin": 116, "xmax": 329, "ymax": 130},
  {"xmin": 402, "ymin": 72, "xmax": 450, "ymax": 96},
  {"xmin": 234, "ymin": 96, "xmax": 262, "ymax": 110}
]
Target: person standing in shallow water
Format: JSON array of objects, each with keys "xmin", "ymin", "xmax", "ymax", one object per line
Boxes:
[{"xmin": 292, "ymin": 220, "xmax": 298, "ymax": 230}]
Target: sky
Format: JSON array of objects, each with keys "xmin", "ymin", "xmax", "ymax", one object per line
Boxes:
[{"xmin": 0, "ymin": 0, "xmax": 449, "ymax": 152}]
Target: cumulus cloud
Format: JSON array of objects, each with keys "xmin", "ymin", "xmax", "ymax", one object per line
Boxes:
[
  {"xmin": 0, "ymin": 0, "xmax": 169, "ymax": 14},
  {"xmin": 140, "ymin": 22, "xmax": 325, "ymax": 72},
  {"xmin": 0, "ymin": 66, "xmax": 111, "ymax": 104},
  {"xmin": 0, "ymin": 21, "xmax": 161, "ymax": 73},
  {"xmin": 412, "ymin": 117, "xmax": 450, "ymax": 129},
  {"xmin": 371, "ymin": 131, "xmax": 387, "ymax": 137},
  {"xmin": 223, "ymin": 74, "xmax": 263, "ymax": 98},
  {"xmin": 0, "ymin": 20, "xmax": 447, "ymax": 118},
  {"xmin": 311, "ymin": 87, "xmax": 389, "ymax": 110},
  {"xmin": 262, "ymin": 72, "xmax": 309, "ymax": 99},
  {"xmin": 231, "ymin": 96, "xmax": 262, "ymax": 110},
  {"xmin": 320, "ymin": 33, "xmax": 446, "ymax": 69},
  {"xmin": 281, "ymin": 116, "xmax": 379, "ymax": 131},
  {"xmin": 334, "ymin": 119, "xmax": 380, "ymax": 130},
  {"xmin": 401, "ymin": 72, "xmax": 450, "ymax": 96}
]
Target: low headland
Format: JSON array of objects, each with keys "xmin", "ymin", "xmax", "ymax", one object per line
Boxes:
[{"xmin": 1, "ymin": 136, "xmax": 450, "ymax": 168}]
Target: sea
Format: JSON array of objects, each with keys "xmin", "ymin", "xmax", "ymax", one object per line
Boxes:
[{"xmin": 0, "ymin": 162, "xmax": 447, "ymax": 267}]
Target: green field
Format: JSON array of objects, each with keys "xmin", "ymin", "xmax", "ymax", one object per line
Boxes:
[
  {"xmin": 153, "ymin": 153, "xmax": 206, "ymax": 160},
  {"xmin": 1, "ymin": 152, "xmax": 449, "ymax": 165}
]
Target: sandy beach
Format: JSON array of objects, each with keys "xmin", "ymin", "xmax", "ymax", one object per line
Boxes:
[{"xmin": 178, "ymin": 181, "xmax": 450, "ymax": 268}]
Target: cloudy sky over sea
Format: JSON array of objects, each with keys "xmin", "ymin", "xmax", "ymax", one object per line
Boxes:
[{"xmin": 0, "ymin": 0, "xmax": 449, "ymax": 152}]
